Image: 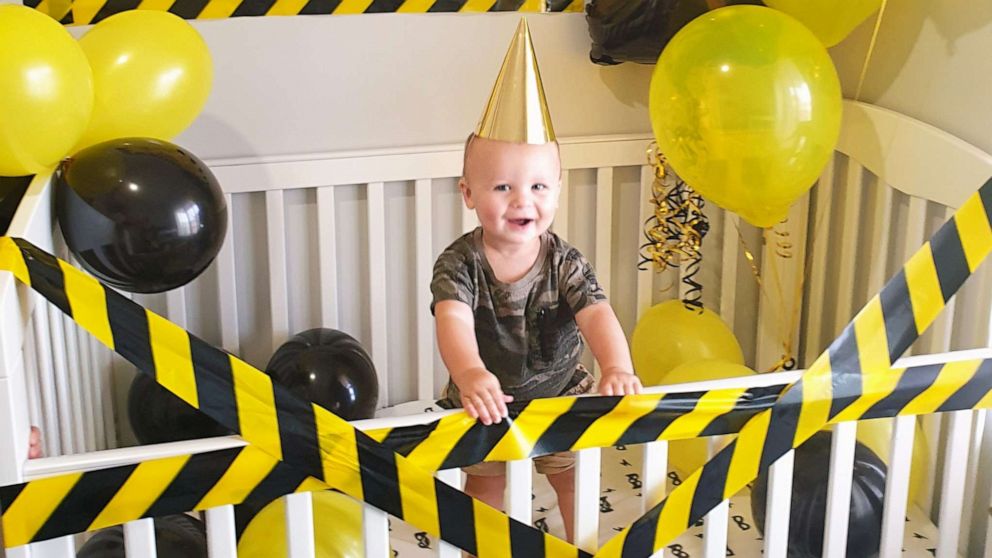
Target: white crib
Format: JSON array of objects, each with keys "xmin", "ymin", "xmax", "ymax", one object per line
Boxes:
[{"xmin": 1, "ymin": 100, "xmax": 991, "ymax": 558}]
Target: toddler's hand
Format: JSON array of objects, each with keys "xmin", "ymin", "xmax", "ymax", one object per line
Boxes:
[
  {"xmin": 598, "ymin": 369, "xmax": 642, "ymax": 396},
  {"xmin": 455, "ymin": 367, "xmax": 514, "ymax": 426},
  {"xmin": 28, "ymin": 426, "xmax": 42, "ymax": 459}
]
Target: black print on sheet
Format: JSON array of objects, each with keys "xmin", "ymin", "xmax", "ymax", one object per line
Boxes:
[
  {"xmin": 534, "ymin": 517, "xmax": 549, "ymax": 533},
  {"xmin": 626, "ymin": 473, "xmax": 641, "ymax": 489},
  {"xmin": 668, "ymin": 471, "xmax": 682, "ymax": 485},
  {"xmin": 414, "ymin": 532, "xmax": 431, "ymax": 549},
  {"xmin": 731, "ymin": 515, "xmax": 750, "ymax": 531},
  {"xmin": 600, "ymin": 496, "xmax": 614, "ymax": 513},
  {"xmin": 668, "ymin": 543, "xmax": 690, "ymax": 558}
]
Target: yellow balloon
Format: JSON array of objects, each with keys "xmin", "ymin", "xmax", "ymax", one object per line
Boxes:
[
  {"xmin": 663, "ymin": 359, "xmax": 757, "ymax": 475},
  {"xmin": 649, "ymin": 5, "xmax": 842, "ymax": 228},
  {"xmin": 76, "ymin": 10, "xmax": 212, "ymax": 150},
  {"xmin": 0, "ymin": 5, "xmax": 93, "ymax": 176},
  {"xmin": 854, "ymin": 418, "xmax": 929, "ymax": 505},
  {"xmin": 765, "ymin": 0, "xmax": 883, "ymax": 47},
  {"xmin": 631, "ymin": 301, "xmax": 744, "ymax": 386},
  {"xmin": 237, "ymin": 491, "xmax": 364, "ymax": 558}
]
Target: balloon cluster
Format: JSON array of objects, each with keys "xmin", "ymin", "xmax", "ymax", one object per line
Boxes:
[{"xmin": 0, "ymin": 7, "xmax": 211, "ymax": 177}]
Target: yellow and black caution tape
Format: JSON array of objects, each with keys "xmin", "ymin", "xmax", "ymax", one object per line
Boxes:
[
  {"xmin": 0, "ymin": 236, "xmax": 585, "ymax": 557},
  {"xmin": 594, "ymin": 177, "xmax": 992, "ymax": 556},
  {"xmin": 4, "ymin": 357, "xmax": 990, "ymax": 546},
  {"xmin": 28, "ymin": 0, "xmax": 584, "ymax": 27},
  {"xmin": 2, "ymin": 174, "xmax": 992, "ymax": 555}
]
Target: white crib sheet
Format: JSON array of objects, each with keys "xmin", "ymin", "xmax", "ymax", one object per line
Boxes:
[{"xmin": 384, "ymin": 440, "xmax": 946, "ymax": 557}]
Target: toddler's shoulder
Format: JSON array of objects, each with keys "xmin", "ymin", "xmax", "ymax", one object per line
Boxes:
[{"xmin": 546, "ymin": 231, "xmax": 592, "ymax": 266}]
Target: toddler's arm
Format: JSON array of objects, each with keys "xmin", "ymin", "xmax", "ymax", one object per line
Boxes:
[
  {"xmin": 575, "ymin": 303, "xmax": 642, "ymax": 396},
  {"xmin": 435, "ymin": 300, "xmax": 513, "ymax": 425}
]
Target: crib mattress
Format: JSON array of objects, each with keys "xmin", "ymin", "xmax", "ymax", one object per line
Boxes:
[{"xmin": 379, "ymin": 417, "xmax": 945, "ymax": 557}]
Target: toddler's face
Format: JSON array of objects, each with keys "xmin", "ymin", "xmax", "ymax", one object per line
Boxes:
[{"xmin": 460, "ymin": 136, "xmax": 561, "ymax": 249}]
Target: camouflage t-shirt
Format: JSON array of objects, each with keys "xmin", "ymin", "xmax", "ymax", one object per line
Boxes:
[{"xmin": 431, "ymin": 228, "xmax": 607, "ymax": 401}]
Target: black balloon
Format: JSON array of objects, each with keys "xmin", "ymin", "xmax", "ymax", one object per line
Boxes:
[
  {"xmin": 586, "ymin": 0, "xmax": 762, "ymax": 65},
  {"xmin": 76, "ymin": 514, "xmax": 207, "ymax": 558},
  {"xmin": 751, "ymin": 431, "xmax": 887, "ymax": 558},
  {"xmin": 266, "ymin": 328, "xmax": 379, "ymax": 420},
  {"xmin": 128, "ymin": 373, "xmax": 230, "ymax": 445},
  {"xmin": 55, "ymin": 138, "xmax": 227, "ymax": 294}
]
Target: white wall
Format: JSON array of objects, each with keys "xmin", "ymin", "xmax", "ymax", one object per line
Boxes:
[
  {"xmin": 830, "ymin": 1, "xmax": 992, "ymax": 154},
  {"xmin": 166, "ymin": 13, "xmax": 655, "ymax": 160}
]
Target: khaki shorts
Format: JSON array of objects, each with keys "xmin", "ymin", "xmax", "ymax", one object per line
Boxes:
[{"xmin": 447, "ymin": 367, "xmax": 595, "ymax": 477}]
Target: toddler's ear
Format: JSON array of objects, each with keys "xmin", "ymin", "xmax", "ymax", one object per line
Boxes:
[{"xmin": 458, "ymin": 178, "xmax": 475, "ymax": 210}]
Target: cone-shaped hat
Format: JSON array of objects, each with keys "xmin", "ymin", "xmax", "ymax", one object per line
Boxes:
[{"xmin": 475, "ymin": 18, "xmax": 556, "ymax": 144}]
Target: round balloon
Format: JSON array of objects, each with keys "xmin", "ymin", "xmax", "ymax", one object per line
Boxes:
[
  {"xmin": 661, "ymin": 359, "xmax": 756, "ymax": 475},
  {"xmin": 78, "ymin": 514, "xmax": 207, "ymax": 558},
  {"xmin": 238, "ymin": 491, "xmax": 364, "ymax": 558},
  {"xmin": 266, "ymin": 328, "xmax": 379, "ymax": 420},
  {"xmin": 0, "ymin": 5, "xmax": 92, "ymax": 176},
  {"xmin": 631, "ymin": 300, "xmax": 744, "ymax": 386},
  {"xmin": 752, "ymin": 431, "xmax": 886, "ymax": 558},
  {"xmin": 55, "ymin": 138, "xmax": 227, "ymax": 293},
  {"xmin": 649, "ymin": 5, "xmax": 842, "ymax": 227},
  {"xmin": 765, "ymin": 0, "xmax": 882, "ymax": 47},
  {"xmin": 76, "ymin": 10, "xmax": 212, "ymax": 150},
  {"xmin": 128, "ymin": 373, "xmax": 230, "ymax": 445}
]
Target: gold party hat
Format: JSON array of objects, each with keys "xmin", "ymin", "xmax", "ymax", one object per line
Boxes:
[{"xmin": 475, "ymin": 18, "xmax": 556, "ymax": 144}]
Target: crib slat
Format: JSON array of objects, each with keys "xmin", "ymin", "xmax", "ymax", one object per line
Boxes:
[
  {"xmin": 20, "ymin": 535, "xmax": 75, "ymax": 558},
  {"xmin": 61, "ymin": 315, "xmax": 87, "ymax": 451},
  {"xmin": 286, "ymin": 492, "xmax": 316, "ymax": 558},
  {"xmin": 803, "ymin": 157, "xmax": 835, "ymax": 364},
  {"xmin": 902, "ymin": 196, "xmax": 928, "ymax": 357},
  {"xmin": 78, "ymin": 326, "xmax": 98, "ymax": 452},
  {"xmin": 642, "ymin": 441, "xmax": 667, "ymax": 513},
  {"xmin": 937, "ymin": 410, "xmax": 973, "ymax": 558},
  {"xmin": 367, "ymin": 182, "xmax": 389, "ymax": 407},
  {"xmin": 763, "ymin": 450, "xmax": 795, "ymax": 558},
  {"xmin": 23, "ymin": 322, "xmax": 44, "ymax": 454},
  {"xmin": 928, "ymin": 205, "xmax": 958, "ymax": 355},
  {"xmin": 362, "ymin": 505, "xmax": 390, "ymax": 558},
  {"xmin": 47, "ymin": 305, "xmax": 74, "ymax": 455},
  {"xmin": 574, "ymin": 447, "xmax": 601, "ymax": 553},
  {"xmin": 866, "ymin": 183, "xmax": 894, "ymax": 294},
  {"xmin": 636, "ymin": 165, "xmax": 654, "ymax": 319},
  {"xmin": 506, "ymin": 458, "xmax": 533, "ymax": 525},
  {"xmin": 32, "ymin": 299, "xmax": 59, "ymax": 457},
  {"xmin": 702, "ymin": 438, "xmax": 729, "ymax": 558},
  {"xmin": 720, "ymin": 212, "xmax": 740, "ymax": 330},
  {"xmin": 98, "ymin": 337, "xmax": 117, "ymax": 449},
  {"xmin": 879, "ymin": 415, "xmax": 915, "ymax": 558},
  {"xmin": 124, "ymin": 518, "xmax": 157, "ymax": 558},
  {"xmin": 166, "ymin": 289, "xmax": 187, "ymax": 328},
  {"xmin": 595, "ymin": 168, "xmax": 614, "ymax": 298},
  {"xmin": 266, "ymin": 190, "xmax": 290, "ymax": 350},
  {"xmin": 436, "ymin": 469, "xmax": 462, "ymax": 558},
  {"xmin": 964, "ymin": 410, "xmax": 990, "ymax": 555},
  {"xmin": 833, "ymin": 161, "xmax": 863, "ymax": 338},
  {"xmin": 415, "ymin": 179, "xmax": 434, "ymax": 401},
  {"xmin": 205, "ymin": 505, "xmax": 238, "ymax": 558},
  {"xmin": 316, "ymin": 187, "xmax": 339, "ymax": 330},
  {"xmin": 822, "ymin": 421, "xmax": 857, "ymax": 558},
  {"xmin": 217, "ymin": 193, "xmax": 242, "ymax": 352},
  {"xmin": 556, "ymin": 169, "xmax": 570, "ymax": 241}
]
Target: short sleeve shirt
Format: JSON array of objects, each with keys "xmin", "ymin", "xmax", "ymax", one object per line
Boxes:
[{"xmin": 430, "ymin": 228, "xmax": 606, "ymax": 401}]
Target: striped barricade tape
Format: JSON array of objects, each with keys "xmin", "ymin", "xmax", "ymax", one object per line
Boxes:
[
  {"xmin": 594, "ymin": 178, "xmax": 992, "ymax": 556},
  {"xmin": 4, "ymin": 358, "xmax": 991, "ymax": 545},
  {"xmin": 0, "ymin": 236, "xmax": 585, "ymax": 557},
  {"xmin": 27, "ymin": 0, "xmax": 584, "ymax": 26}
]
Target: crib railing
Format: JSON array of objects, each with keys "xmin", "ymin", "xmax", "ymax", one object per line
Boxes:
[{"xmin": 3, "ymin": 104, "xmax": 992, "ymax": 557}]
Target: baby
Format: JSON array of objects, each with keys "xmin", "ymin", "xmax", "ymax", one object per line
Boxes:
[{"xmin": 431, "ymin": 131, "xmax": 641, "ymax": 541}]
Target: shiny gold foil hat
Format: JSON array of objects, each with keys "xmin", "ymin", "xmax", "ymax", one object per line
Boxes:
[{"xmin": 474, "ymin": 18, "xmax": 556, "ymax": 144}]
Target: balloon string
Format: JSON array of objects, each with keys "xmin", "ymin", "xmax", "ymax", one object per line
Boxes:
[
  {"xmin": 854, "ymin": 0, "xmax": 889, "ymax": 101},
  {"xmin": 638, "ymin": 143, "xmax": 709, "ymax": 312}
]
